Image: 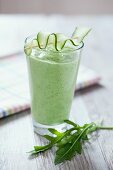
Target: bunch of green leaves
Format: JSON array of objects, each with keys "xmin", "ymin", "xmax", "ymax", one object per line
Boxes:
[{"xmin": 29, "ymin": 120, "xmax": 113, "ymax": 165}]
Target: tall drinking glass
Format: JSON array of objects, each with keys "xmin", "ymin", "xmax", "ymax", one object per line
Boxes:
[{"xmin": 25, "ymin": 35, "xmax": 84, "ymax": 135}]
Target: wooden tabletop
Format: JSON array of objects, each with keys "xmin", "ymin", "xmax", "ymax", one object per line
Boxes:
[{"xmin": 0, "ymin": 15, "xmax": 113, "ymax": 170}]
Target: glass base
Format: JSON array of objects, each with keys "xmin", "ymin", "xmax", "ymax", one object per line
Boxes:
[{"xmin": 33, "ymin": 120, "xmax": 68, "ymax": 135}]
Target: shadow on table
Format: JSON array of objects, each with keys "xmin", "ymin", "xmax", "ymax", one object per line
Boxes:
[
  {"xmin": 75, "ymin": 84, "xmax": 104, "ymax": 96},
  {"xmin": 0, "ymin": 109, "xmax": 30, "ymax": 126}
]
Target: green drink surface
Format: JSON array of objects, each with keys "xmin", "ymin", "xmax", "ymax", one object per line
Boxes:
[{"xmin": 27, "ymin": 50, "xmax": 80, "ymax": 125}]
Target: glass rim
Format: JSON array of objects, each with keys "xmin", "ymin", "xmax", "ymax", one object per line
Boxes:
[{"xmin": 25, "ymin": 34, "xmax": 84, "ymax": 53}]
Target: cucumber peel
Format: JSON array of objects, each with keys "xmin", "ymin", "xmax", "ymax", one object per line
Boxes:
[{"xmin": 24, "ymin": 27, "xmax": 91, "ymax": 56}]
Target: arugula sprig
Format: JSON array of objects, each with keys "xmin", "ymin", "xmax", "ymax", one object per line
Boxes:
[
  {"xmin": 29, "ymin": 120, "xmax": 113, "ymax": 165},
  {"xmin": 29, "ymin": 126, "xmax": 75, "ymax": 154}
]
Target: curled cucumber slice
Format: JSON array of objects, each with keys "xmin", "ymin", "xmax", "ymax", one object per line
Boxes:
[
  {"xmin": 72, "ymin": 27, "xmax": 91, "ymax": 43},
  {"xmin": 24, "ymin": 27, "xmax": 91, "ymax": 56},
  {"xmin": 24, "ymin": 39, "xmax": 38, "ymax": 56}
]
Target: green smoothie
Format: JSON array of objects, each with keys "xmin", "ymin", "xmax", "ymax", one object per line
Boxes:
[
  {"xmin": 27, "ymin": 49, "xmax": 80, "ymax": 125},
  {"xmin": 24, "ymin": 27, "xmax": 91, "ymax": 128}
]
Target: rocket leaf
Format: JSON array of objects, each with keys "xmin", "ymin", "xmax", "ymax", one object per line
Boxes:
[{"xmin": 29, "ymin": 120, "xmax": 113, "ymax": 165}]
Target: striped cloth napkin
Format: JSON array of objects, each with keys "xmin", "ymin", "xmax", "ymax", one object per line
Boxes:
[{"xmin": 0, "ymin": 54, "xmax": 100, "ymax": 118}]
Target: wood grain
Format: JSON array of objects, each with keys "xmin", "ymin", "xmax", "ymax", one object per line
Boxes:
[
  {"xmin": 0, "ymin": 15, "xmax": 113, "ymax": 170},
  {"xmin": 0, "ymin": 111, "xmax": 38, "ymax": 170}
]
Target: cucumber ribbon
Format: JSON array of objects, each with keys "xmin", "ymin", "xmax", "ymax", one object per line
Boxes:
[{"xmin": 24, "ymin": 27, "xmax": 91, "ymax": 56}]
